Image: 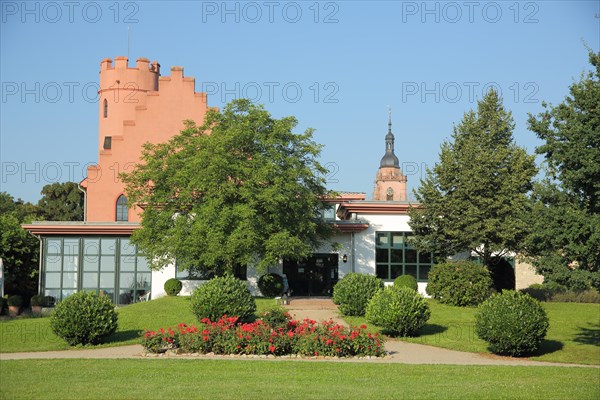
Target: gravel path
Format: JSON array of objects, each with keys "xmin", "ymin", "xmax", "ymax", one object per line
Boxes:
[{"xmin": 0, "ymin": 298, "xmax": 596, "ymax": 368}]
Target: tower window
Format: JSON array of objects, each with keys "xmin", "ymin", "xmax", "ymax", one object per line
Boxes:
[
  {"xmin": 116, "ymin": 195, "xmax": 128, "ymax": 222},
  {"xmin": 103, "ymin": 99, "xmax": 108, "ymax": 118}
]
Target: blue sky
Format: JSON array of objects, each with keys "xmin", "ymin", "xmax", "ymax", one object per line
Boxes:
[{"xmin": 1, "ymin": 1, "xmax": 598, "ymax": 202}]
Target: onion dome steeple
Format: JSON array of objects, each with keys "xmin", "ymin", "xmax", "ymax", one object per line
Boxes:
[{"xmin": 379, "ymin": 107, "xmax": 400, "ymax": 168}]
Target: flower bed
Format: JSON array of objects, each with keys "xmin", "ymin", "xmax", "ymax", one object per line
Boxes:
[{"xmin": 142, "ymin": 316, "xmax": 385, "ymax": 358}]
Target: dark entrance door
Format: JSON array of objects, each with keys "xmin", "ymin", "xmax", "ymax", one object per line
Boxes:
[{"xmin": 283, "ymin": 254, "xmax": 339, "ymax": 296}]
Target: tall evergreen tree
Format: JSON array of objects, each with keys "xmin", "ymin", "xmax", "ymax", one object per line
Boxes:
[
  {"xmin": 37, "ymin": 182, "xmax": 84, "ymax": 221},
  {"xmin": 408, "ymin": 90, "xmax": 537, "ymax": 267}
]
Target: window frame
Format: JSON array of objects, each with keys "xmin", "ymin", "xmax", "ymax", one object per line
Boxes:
[{"xmin": 374, "ymin": 231, "xmax": 433, "ymax": 282}]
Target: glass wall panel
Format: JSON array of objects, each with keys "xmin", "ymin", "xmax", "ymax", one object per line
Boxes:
[
  {"xmin": 83, "ymin": 273, "xmax": 98, "ymax": 288},
  {"xmin": 390, "ymin": 264, "xmax": 403, "ymax": 279},
  {"xmin": 100, "ymin": 256, "xmax": 115, "ymax": 271},
  {"xmin": 101, "ymin": 239, "xmax": 116, "ymax": 255},
  {"xmin": 45, "ymin": 254, "xmax": 62, "ymax": 271},
  {"xmin": 405, "ymin": 249, "xmax": 418, "ymax": 264},
  {"xmin": 374, "ymin": 232, "xmax": 434, "ymax": 281},
  {"xmin": 42, "ymin": 237, "xmax": 151, "ymax": 304},
  {"xmin": 376, "ymin": 264, "xmax": 388, "ymax": 279},
  {"xmin": 47, "ymin": 239, "xmax": 62, "ymax": 254},
  {"xmin": 100, "ymin": 273, "xmax": 115, "ymax": 287},
  {"xmin": 405, "ymin": 265, "xmax": 418, "ymax": 279},
  {"xmin": 45, "ymin": 273, "xmax": 61, "ymax": 288}
]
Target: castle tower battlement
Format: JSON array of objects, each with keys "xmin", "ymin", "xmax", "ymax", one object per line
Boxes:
[{"xmin": 82, "ymin": 57, "xmax": 212, "ymax": 222}]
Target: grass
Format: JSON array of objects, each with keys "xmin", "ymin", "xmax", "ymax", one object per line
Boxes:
[
  {"xmin": 1, "ymin": 359, "xmax": 599, "ymax": 399},
  {"xmin": 0, "ymin": 296, "xmax": 276, "ymax": 353},
  {"xmin": 344, "ymin": 300, "xmax": 600, "ymax": 365}
]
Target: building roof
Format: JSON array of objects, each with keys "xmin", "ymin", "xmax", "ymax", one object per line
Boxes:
[
  {"xmin": 21, "ymin": 221, "xmax": 140, "ymax": 235},
  {"xmin": 336, "ymin": 201, "xmax": 421, "ymax": 219}
]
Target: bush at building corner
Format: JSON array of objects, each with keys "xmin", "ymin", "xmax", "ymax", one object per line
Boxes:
[
  {"xmin": 426, "ymin": 261, "xmax": 493, "ymax": 306},
  {"xmin": 475, "ymin": 290, "xmax": 549, "ymax": 356},
  {"xmin": 393, "ymin": 274, "xmax": 418, "ymax": 291},
  {"xmin": 190, "ymin": 275, "xmax": 256, "ymax": 322},
  {"xmin": 50, "ymin": 291, "xmax": 118, "ymax": 346},
  {"xmin": 257, "ymin": 273, "xmax": 284, "ymax": 297},
  {"xmin": 164, "ymin": 278, "xmax": 183, "ymax": 296},
  {"xmin": 332, "ymin": 273, "xmax": 384, "ymax": 316},
  {"xmin": 366, "ymin": 286, "xmax": 430, "ymax": 336}
]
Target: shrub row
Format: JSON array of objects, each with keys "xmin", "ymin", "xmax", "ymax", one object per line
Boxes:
[
  {"xmin": 521, "ymin": 283, "xmax": 600, "ymax": 303},
  {"xmin": 142, "ymin": 316, "xmax": 385, "ymax": 358}
]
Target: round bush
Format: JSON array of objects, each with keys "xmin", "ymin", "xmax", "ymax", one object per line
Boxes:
[
  {"xmin": 190, "ymin": 275, "xmax": 256, "ymax": 322},
  {"xmin": 7, "ymin": 295, "xmax": 23, "ymax": 307},
  {"xmin": 332, "ymin": 273, "xmax": 384, "ymax": 316},
  {"xmin": 365, "ymin": 286, "xmax": 430, "ymax": 336},
  {"xmin": 394, "ymin": 275, "xmax": 418, "ymax": 291},
  {"xmin": 475, "ymin": 290, "xmax": 549, "ymax": 356},
  {"xmin": 257, "ymin": 273, "xmax": 284, "ymax": 297},
  {"xmin": 30, "ymin": 294, "xmax": 46, "ymax": 307},
  {"xmin": 164, "ymin": 278, "xmax": 183, "ymax": 296},
  {"xmin": 50, "ymin": 291, "xmax": 118, "ymax": 346},
  {"xmin": 426, "ymin": 261, "xmax": 493, "ymax": 306}
]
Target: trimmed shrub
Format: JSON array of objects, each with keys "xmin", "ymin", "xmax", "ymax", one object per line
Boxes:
[
  {"xmin": 30, "ymin": 294, "xmax": 47, "ymax": 307},
  {"xmin": 259, "ymin": 306, "xmax": 291, "ymax": 329},
  {"xmin": 426, "ymin": 261, "xmax": 493, "ymax": 306},
  {"xmin": 190, "ymin": 275, "xmax": 256, "ymax": 322},
  {"xmin": 550, "ymin": 289, "xmax": 600, "ymax": 303},
  {"xmin": 50, "ymin": 291, "xmax": 118, "ymax": 346},
  {"xmin": 7, "ymin": 295, "xmax": 23, "ymax": 307},
  {"xmin": 257, "ymin": 273, "xmax": 284, "ymax": 297},
  {"xmin": 520, "ymin": 282, "xmax": 566, "ymax": 302},
  {"xmin": 475, "ymin": 290, "xmax": 549, "ymax": 356},
  {"xmin": 365, "ymin": 286, "xmax": 430, "ymax": 336},
  {"xmin": 164, "ymin": 278, "xmax": 183, "ymax": 296},
  {"xmin": 332, "ymin": 273, "xmax": 384, "ymax": 316},
  {"xmin": 393, "ymin": 274, "xmax": 418, "ymax": 291}
]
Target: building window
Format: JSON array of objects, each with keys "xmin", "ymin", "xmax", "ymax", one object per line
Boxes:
[
  {"xmin": 116, "ymin": 195, "xmax": 128, "ymax": 222},
  {"xmin": 103, "ymin": 99, "xmax": 108, "ymax": 118},
  {"xmin": 42, "ymin": 237, "xmax": 151, "ymax": 304},
  {"xmin": 375, "ymin": 231, "xmax": 433, "ymax": 282},
  {"xmin": 320, "ymin": 204, "xmax": 336, "ymax": 220}
]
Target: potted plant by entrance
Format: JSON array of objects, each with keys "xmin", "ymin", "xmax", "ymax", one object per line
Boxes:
[
  {"xmin": 30, "ymin": 294, "xmax": 46, "ymax": 315},
  {"xmin": 7, "ymin": 295, "xmax": 23, "ymax": 317}
]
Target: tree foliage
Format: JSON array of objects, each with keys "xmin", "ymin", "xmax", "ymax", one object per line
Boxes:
[
  {"xmin": 526, "ymin": 50, "xmax": 600, "ymax": 273},
  {"xmin": 121, "ymin": 99, "xmax": 334, "ymax": 273},
  {"xmin": 408, "ymin": 91, "xmax": 537, "ymax": 266},
  {"xmin": 37, "ymin": 182, "xmax": 84, "ymax": 221},
  {"xmin": 0, "ymin": 193, "xmax": 39, "ymax": 298}
]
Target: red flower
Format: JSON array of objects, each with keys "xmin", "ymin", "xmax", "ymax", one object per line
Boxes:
[{"xmin": 269, "ymin": 345, "xmax": 276, "ymax": 353}]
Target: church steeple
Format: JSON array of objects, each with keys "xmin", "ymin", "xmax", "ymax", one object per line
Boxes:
[
  {"xmin": 373, "ymin": 107, "xmax": 407, "ymax": 201},
  {"xmin": 379, "ymin": 107, "xmax": 400, "ymax": 168}
]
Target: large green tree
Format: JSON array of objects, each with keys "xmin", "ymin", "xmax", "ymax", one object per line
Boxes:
[
  {"xmin": 121, "ymin": 99, "xmax": 334, "ymax": 273},
  {"xmin": 37, "ymin": 182, "xmax": 84, "ymax": 221},
  {"xmin": 526, "ymin": 50, "xmax": 600, "ymax": 277},
  {"xmin": 0, "ymin": 193, "xmax": 39, "ymax": 298},
  {"xmin": 408, "ymin": 90, "xmax": 537, "ymax": 268}
]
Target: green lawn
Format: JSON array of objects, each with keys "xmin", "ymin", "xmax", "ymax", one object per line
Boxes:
[
  {"xmin": 344, "ymin": 300, "xmax": 600, "ymax": 365},
  {"xmin": 1, "ymin": 359, "xmax": 598, "ymax": 399},
  {"xmin": 0, "ymin": 296, "xmax": 276, "ymax": 353}
]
